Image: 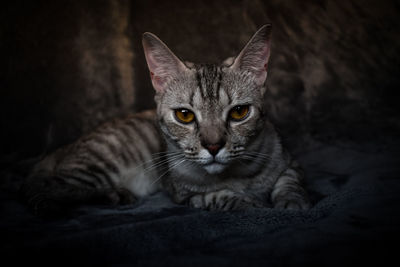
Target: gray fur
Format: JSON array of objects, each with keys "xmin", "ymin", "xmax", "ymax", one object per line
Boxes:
[
  {"xmin": 144, "ymin": 24, "xmax": 310, "ymax": 210},
  {"xmin": 22, "ymin": 25, "xmax": 310, "ymax": 216}
]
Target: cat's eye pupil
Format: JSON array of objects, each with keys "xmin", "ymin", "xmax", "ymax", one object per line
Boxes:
[
  {"xmin": 181, "ymin": 110, "xmax": 189, "ymax": 117},
  {"xmin": 235, "ymin": 106, "xmax": 244, "ymax": 114}
]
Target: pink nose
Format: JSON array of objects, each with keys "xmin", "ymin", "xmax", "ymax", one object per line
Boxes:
[{"xmin": 206, "ymin": 144, "xmax": 222, "ymax": 156}]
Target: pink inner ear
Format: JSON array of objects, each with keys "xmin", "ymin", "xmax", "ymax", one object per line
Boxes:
[{"xmin": 151, "ymin": 74, "xmax": 168, "ymax": 93}]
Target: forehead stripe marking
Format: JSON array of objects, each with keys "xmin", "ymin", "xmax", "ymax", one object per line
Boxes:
[
  {"xmin": 196, "ymin": 69, "xmax": 205, "ymax": 99},
  {"xmin": 206, "ymin": 65, "xmax": 215, "ymax": 98},
  {"xmin": 189, "ymin": 87, "xmax": 195, "ymax": 106},
  {"xmin": 224, "ymin": 85, "xmax": 232, "ymax": 105},
  {"xmin": 216, "ymin": 67, "xmax": 222, "ymax": 101}
]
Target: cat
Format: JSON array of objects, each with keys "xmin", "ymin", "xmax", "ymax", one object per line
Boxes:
[{"xmin": 21, "ymin": 24, "xmax": 310, "ymax": 216}]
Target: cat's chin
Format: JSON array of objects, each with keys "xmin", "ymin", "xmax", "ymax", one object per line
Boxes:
[{"xmin": 203, "ymin": 163, "xmax": 226, "ymax": 175}]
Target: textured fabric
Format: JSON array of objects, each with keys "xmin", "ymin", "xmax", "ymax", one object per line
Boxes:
[{"xmin": 1, "ymin": 139, "xmax": 399, "ymax": 266}]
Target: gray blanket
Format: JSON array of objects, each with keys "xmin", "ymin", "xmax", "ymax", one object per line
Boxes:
[{"xmin": 1, "ymin": 139, "xmax": 399, "ymax": 266}]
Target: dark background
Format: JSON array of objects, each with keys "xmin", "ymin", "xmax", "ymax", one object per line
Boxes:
[
  {"xmin": 1, "ymin": 0, "xmax": 400, "ymax": 266},
  {"xmin": 1, "ymin": 0, "xmax": 399, "ymax": 163}
]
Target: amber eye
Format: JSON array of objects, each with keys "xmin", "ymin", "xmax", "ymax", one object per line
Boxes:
[
  {"xmin": 229, "ymin": 105, "xmax": 250, "ymax": 121},
  {"xmin": 175, "ymin": 109, "xmax": 195, "ymax": 124}
]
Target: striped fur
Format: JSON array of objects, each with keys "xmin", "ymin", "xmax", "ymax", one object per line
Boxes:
[
  {"xmin": 22, "ymin": 110, "xmax": 167, "ymax": 215},
  {"xmin": 22, "ymin": 25, "xmax": 310, "ymax": 216}
]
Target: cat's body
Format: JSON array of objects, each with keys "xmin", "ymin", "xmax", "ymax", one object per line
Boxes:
[
  {"xmin": 159, "ymin": 62, "xmax": 308, "ymax": 210},
  {"xmin": 22, "ymin": 25, "xmax": 310, "ymax": 215},
  {"xmin": 22, "ymin": 110, "xmax": 165, "ymax": 213}
]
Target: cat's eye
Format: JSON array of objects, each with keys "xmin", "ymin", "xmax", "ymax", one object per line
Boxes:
[
  {"xmin": 229, "ymin": 105, "xmax": 250, "ymax": 121},
  {"xmin": 175, "ymin": 109, "xmax": 195, "ymax": 124}
]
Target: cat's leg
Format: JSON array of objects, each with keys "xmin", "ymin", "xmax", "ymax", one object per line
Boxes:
[
  {"xmin": 20, "ymin": 174, "xmax": 136, "ymax": 217},
  {"xmin": 188, "ymin": 189, "xmax": 265, "ymax": 211},
  {"xmin": 270, "ymin": 161, "xmax": 311, "ymax": 210}
]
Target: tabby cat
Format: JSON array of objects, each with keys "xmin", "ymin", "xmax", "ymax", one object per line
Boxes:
[{"xmin": 21, "ymin": 24, "xmax": 310, "ymax": 216}]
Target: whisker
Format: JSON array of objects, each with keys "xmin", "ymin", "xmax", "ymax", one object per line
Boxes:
[
  {"xmin": 240, "ymin": 155, "xmax": 268, "ymax": 165},
  {"xmin": 141, "ymin": 154, "xmax": 184, "ymax": 174},
  {"xmin": 130, "ymin": 151, "xmax": 182, "ymax": 171},
  {"xmin": 150, "ymin": 151, "xmax": 181, "ymax": 157},
  {"xmin": 150, "ymin": 158, "xmax": 187, "ymax": 186},
  {"xmin": 244, "ymin": 151, "xmax": 273, "ymax": 157},
  {"xmin": 241, "ymin": 153, "xmax": 272, "ymax": 160}
]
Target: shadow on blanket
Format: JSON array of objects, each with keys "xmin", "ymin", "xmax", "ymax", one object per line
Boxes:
[{"xmin": 1, "ymin": 138, "xmax": 399, "ymax": 266}]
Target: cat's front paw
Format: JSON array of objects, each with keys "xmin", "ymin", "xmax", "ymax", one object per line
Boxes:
[{"xmin": 188, "ymin": 189, "xmax": 264, "ymax": 211}]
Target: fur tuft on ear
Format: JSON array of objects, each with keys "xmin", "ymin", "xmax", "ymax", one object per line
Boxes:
[
  {"xmin": 231, "ymin": 24, "xmax": 272, "ymax": 86},
  {"xmin": 142, "ymin": 32, "xmax": 187, "ymax": 93}
]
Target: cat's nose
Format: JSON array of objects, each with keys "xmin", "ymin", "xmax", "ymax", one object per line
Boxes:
[{"xmin": 203, "ymin": 141, "xmax": 226, "ymax": 156}]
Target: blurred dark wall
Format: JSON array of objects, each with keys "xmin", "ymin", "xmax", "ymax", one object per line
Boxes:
[
  {"xmin": 1, "ymin": 0, "xmax": 399, "ymax": 164},
  {"xmin": 1, "ymin": 0, "xmax": 136, "ymax": 161}
]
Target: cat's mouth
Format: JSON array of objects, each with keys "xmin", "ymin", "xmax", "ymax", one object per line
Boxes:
[
  {"xmin": 191, "ymin": 150, "xmax": 230, "ymax": 174},
  {"xmin": 202, "ymin": 161, "xmax": 227, "ymax": 174}
]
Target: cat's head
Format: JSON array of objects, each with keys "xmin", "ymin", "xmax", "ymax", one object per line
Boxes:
[{"xmin": 143, "ymin": 25, "xmax": 272, "ymax": 175}]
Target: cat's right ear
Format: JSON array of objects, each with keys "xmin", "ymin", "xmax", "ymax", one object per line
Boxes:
[
  {"xmin": 142, "ymin": 33, "xmax": 187, "ymax": 93},
  {"xmin": 230, "ymin": 24, "xmax": 272, "ymax": 87}
]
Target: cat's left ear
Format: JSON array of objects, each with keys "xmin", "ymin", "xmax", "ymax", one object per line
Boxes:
[{"xmin": 230, "ymin": 24, "xmax": 272, "ymax": 87}]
